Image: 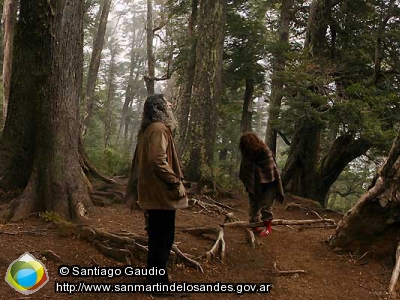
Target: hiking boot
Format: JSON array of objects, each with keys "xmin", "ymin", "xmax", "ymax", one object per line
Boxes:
[{"xmin": 258, "ymin": 220, "xmax": 272, "ymax": 237}]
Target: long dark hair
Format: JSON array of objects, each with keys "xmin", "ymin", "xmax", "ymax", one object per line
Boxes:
[
  {"xmin": 239, "ymin": 132, "xmax": 268, "ymax": 157},
  {"xmin": 139, "ymin": 94, "xmax": 174, "ymax": 133}
]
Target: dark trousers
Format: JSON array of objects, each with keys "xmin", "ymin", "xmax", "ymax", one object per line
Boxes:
[{"xmin": 146, "ymin": 209, "xmax": 176, "ymax": 284}]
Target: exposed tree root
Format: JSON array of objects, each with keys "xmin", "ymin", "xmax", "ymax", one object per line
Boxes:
[
  {"xmin": 0, "ymin": 227, "xmax": 48, "ymax": 235},
  {"xmin": 47, "ymin": 220, "xmax": 203, "ymax": 270},
  {"xmin": 41, "ymin": 250, "xmax": 62, "ymax": 262},
  {"xmin": 182, "ymin": 226, "xmax": 226, "ymax": 262},
  {"xmin": 389, "ymin": 242, "xmax": 400, "ymax": 299},
  {"xmin": 245, "ymin": 228, "xmax": 256, "ymax": 249},
  {"xmin": 79, "ymin": 138, "xmax": 117, "ymax": 185},
  {"xmin": 224, "ymin": 212, "xmax": 239, "ymax": 223}
]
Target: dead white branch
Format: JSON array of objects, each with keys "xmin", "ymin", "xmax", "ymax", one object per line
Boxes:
[
  {"xmin": 188, "ymin": 198, "xmax": 226, "ymax": 214},
  {"xmin": 263, "ymin": 262, "xmax": 307, "ymax": 276},
  {"xmin": 389, "ymin": 242, "xmax": 400, "ymax": 299},
  {"xmin": 183, "ymin": 226, "xmax": 226, "ymax": 262},
  {"xmin": 201, "ymin": 195, "xmax": 242, "ymax": 212},
  {"xmin": 245, "ymin": 228, "xmax": 256, "ymax": 249}
]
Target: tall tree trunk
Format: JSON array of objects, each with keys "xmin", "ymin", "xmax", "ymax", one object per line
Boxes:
[
  {"xmin": 115, "ymin": 25, "xmax": 145, "ymax": 146},
  {"xmin": 2, "ymin": 0, "xmax": 18, "ymax": 123},
  {"xmin": 281, "ymin": 0, "xmax": 332, "ymax": 202},
  {"xmin": 176, "ymin": 0, "xmax": 198, "ymax": 153},
  {"xmin": 82, "ymin": 0, "xmax": 112, "ymax": 135},
  {"xmin": 1, "ymin": 0, "xmax": 92, "ymax": 221},
  {"xmin": 255, "ymin": 98, "xmax": 263, "ymax": 137},
  {"xmin": 145, "ymin": 0, "xmax": 155, "ymax": 96},
  {"xmin": 330, "ymin": 132, "xmax": 400, "ymax": 254},
  {"xmin": 240, "ymin": 78, "xmax": 255, "ymax": 134},
  {"xmin": 265, "ymin": 0, "xmax": 292, "ymax": 154},
  {"xmin": 184, "ymin": 0, "xmax": 227, "ymax": 184},
  {"xmin": 104, "ymin": 43, "xmax": 117, "ymax": 149},
  {"xmin": 281, "ymin": 123, "xmax": 321, "ymax": 199}
]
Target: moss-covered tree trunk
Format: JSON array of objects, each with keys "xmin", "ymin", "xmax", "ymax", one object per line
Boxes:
[
  {"xmin": 330, "ymin": 132, "xmax": 400, "ymax": 253},
  {"xmin": 1, "ymin": 0, "xmax": 92, "ymax": 221},
  {"xmin": 184, "ymin": 0, "xmax": 227, "ymax": 183}
]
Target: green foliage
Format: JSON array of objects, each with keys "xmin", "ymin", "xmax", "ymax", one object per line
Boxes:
[
  {"xmin": 84, "ymin": 115, "xmax": 131, "ymax": 176},
  {"xmin": 327, "ymin": 155, "xmax": 376, "ymax": 213}
]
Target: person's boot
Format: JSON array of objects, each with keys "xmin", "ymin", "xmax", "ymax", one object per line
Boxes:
[{"xmin": 258, "ymin": 220, "xmax": 272, "ymax": 237}]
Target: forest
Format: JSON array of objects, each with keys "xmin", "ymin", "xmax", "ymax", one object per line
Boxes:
[{"xmin": 0, "ymin": 0, "xmax": 399, "ymax": 299}]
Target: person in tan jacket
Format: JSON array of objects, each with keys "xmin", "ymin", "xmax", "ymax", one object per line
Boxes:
[{"xmin": 125, "ymin": 94, "xmax": 188, "ymax": 284}]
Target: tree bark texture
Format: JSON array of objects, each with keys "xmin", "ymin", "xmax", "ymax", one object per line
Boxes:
[
  {"xmin": 82, "ymin": 0, "xmax": 112, "ymax": 135},
  {"xmin": 2, "ymin": 0, "xmax": 18, "ymax": 122},
  {"xmin": 1, "ymin": 0, "xmax": 92, "ymax": 221},
  {"xmin": 104, "ymin": 42, "xmax": 117, "ymax": 149},
  {"xmin": 282, "ymin": 0, "xmax": 343, "ymax": 205},
  {"xmin": 145, "ymin": 0, "xmax": 155, "ymax": 96},
  {"xmin": 240, "ymin": 78, "xmax": 254, "ymax": 134},
  {"xmin": 330, "ymin": 132, "xmax": 400, "ymax": 253},
  {"xmin": 184, "ymin": 0, "xmax": 227, "ymax": 183},
  {"xmin": 265, "ymin": 0, "xmax": 292, "ymax": 154},
  {"xmin": 176, "ymin": 0, "xmax": 198, "ymax": 154}
]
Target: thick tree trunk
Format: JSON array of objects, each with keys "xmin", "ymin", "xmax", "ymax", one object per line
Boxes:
[
  {"xmin": 145, "ymin": 0, "xmax": 155, "ymax": 96},
  {"xmin": 184, "ymin": 0, "xmax": 227, "ymax": 183},
  {"xmin": 281, "ymin": 0, "xmax": 332, "ymax": 203},
  {"xmin": 314, "ymin": 136, "xmax": 371, "ymax": 205},
  {"xmin": 240, "ymin": 79, "xmax": 255, "ymax": 134},
  {"xmin": 330, "ymin": 132, "xmax": 400, "ymax": 253},
  {"xmin": 82, "ymin": 0, "xmax": 112, "ymax": 135},
  {"xmin": 281, "ymin": 123, "xmax": 321, "ymax": 199},
  {"xmin": 2, "ymin": 0, "xmax": 92, "ymax": 221},
  {"xmin": 2, "ymin": 0, "xmax": 18, "ymax": 122},
  {"xmin": 265, "ymin": 0, "xmax": 292, "ymax": 154},
  {"xmin": 176, "ymin": 0, "xmax": 198, "ymax": 154},
  {"xmin": 104, "ymin": 43, "xmax": 117, "ymax": 149}
]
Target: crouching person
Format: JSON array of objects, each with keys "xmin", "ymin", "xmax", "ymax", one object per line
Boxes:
[{"xmin": 239, "ymin": 132, "xmax": 284, "ymax": 237}]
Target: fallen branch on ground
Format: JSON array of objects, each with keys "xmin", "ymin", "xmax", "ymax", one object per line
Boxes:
[
  {"xmin": 200, "ymin": 195, "xmax": 242, "ymax": 212},
  {"xmin": 0, "ymin": 228, "xmax": 48, "ymax": 235},
  {"xmin": 222, "ymin": 218, "xmax": 336, "ymax": 228},
  {"xmin": 263, "ymin": 262, "xmax": 307, "ymax": 276},
  {"xmin": 389, "ymin": 242, "xmax": 400, "ymax": 299},
  {"xmin": 188, "ymin": 198, "xmax": 227, "ymax": 215}
]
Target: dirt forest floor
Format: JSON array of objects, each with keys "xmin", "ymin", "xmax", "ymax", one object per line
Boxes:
[{"xmin": 0, "ymin": 193, "xmax": 396, "ymax": 300}]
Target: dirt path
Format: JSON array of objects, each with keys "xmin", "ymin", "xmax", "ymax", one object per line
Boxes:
[{"xmin": 0, "ymin": 196, "xmax": 394, "ymax": 299}]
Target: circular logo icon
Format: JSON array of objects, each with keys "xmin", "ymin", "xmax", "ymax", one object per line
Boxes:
[{"xmin": 5, "ymin": 252, "xmax": 49, "ymax": 295}]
